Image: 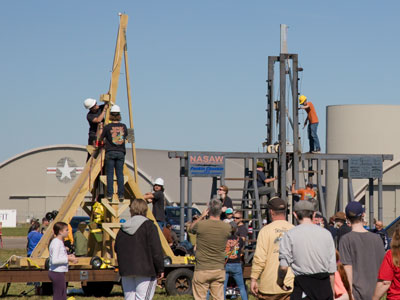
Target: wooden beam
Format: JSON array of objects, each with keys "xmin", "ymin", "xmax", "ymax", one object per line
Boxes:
[{"xmin": 31, "ymin": 150, "xmax": 105, "ymax": 258}]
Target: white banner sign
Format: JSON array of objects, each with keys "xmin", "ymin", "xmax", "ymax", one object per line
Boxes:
[{"xmin": 0, "ymin": 210, "xmax": 17, "ymax": 228}]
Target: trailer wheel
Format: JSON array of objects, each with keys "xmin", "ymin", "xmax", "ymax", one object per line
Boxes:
[
  {"xmin": 82, "ymin": 281, "xmax": 114, "ymax": 297},
  {"xmin": 165, "ymin": 268, "xmax": 193, "ymax": 295}
]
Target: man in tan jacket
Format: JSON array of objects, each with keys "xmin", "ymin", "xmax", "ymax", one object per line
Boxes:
[{"xmin": 251, "ymin": 197, "xmax": 294, "ymax": 300}]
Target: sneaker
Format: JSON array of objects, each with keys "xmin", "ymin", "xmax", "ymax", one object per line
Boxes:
[
  {"xmin": 311, "ymin": 150, "xmax": 321, "ymax": 154},
  {"xmin": 107, "ymin": 196, "xmax": 112, "ymax": 201},
  {"xmin": 118, "ymin": 197, "xmax": 124, "ymax": 202}
]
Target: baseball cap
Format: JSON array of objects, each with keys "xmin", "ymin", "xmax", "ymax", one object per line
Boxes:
[
  {"xmin": 226, "ymin": 208, "xmax": 233, "ymax": 214},
  {"xmin": 294, "ymin": 200, "xmax": 315, "ymax": 212},
  {"xmin": 345, "ymin": 201, "xmax": 364, "ymax": 217},
  {"xmin": 334, "ymin": 211, "xmax": 346, "ymax": 221},
  {"xmin": 267, "ymin": 197, "xmax": 287, "ymax": 210}
]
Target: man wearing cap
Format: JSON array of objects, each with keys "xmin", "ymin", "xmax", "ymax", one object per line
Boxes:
[
  {"xmin": 278, "ymin": 200, "xmax": 336, "ymax": 299},
  {"xmin": 251, "ymin": 197, "xmax": 294, "ymax": 300},
  {"xmin": 223, "ymin": 208, "xmax": 234, "ymax": 224},
  {"xmin": 339, "ymin": 201, "xmax": 385, "ymax": 300},
  {"xmin": 254, "ymin": 162, "xmax": 277, "ymax": 199},
  {"xmin": 334, "ymin": 211, "xmax": 351, "ymax": 248},
  {"xmin": 299, "ymin": 95, "xmax": 321, "ymax": 153}
]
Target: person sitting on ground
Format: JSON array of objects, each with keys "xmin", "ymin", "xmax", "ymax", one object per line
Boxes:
[
  {"xmin": 99, "ymin": 104, "xmax": 128, "ymax": 202},
  {"xmin": 373, "ymin": 224, "xmax": 400, "ymax": 300},
  {"xmin": 223, "ymin": 208, "xmax": 234, "ymax": 224},
  {"xmin": 224, "ymin": 223, "xmax": 248, "ymax": 300},
  {"xmin": 27, "ymin": 221, "xmax": 43, "ymax": 257},
  {"xmin": 218, "ymin": 185, "xmax": 233, "ymax": 220},
  {"xmin": 291, "ymin": 180, "xmax": 316, "ymax": 201},
  {"xmin": 73, "ymin": 222, "xmax": 88, "ymax": 257},
  {"xmin": 373, "ymin": 220, "xmax": 390, "ymax": 250}
]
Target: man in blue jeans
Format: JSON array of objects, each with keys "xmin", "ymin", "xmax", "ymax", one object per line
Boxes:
[
  {"xmin": 299, "ymin": 95, "xmax": 321, "ymax": 153},
  {"xmin": 224, "ymin": 223, "xmax": 248, "ymax": 300},
  {"xmin": 100, "ymin": 104, "xmax": 128, "ymax": 201}
]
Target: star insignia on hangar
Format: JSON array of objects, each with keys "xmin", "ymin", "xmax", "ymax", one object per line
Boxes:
[{"xmin": 58, "ymin": 159, "xmax": 76, "ymax": 180}]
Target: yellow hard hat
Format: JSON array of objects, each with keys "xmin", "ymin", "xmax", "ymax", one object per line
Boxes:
[{"xmin": 299, "ymin": 95, "xmax": 307, "ymax": 105}]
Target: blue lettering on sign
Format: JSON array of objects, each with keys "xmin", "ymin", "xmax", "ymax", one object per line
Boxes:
[{"xmin": 190, "ymin": 166, "xmax": 224, "ymax": 176}]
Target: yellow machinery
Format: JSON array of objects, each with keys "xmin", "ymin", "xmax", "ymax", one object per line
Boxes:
[
  {"xmin": 28, "ymin": 13, "xmax": 186, "ymax": 266},
  {"xmin": 0, "ymin": 14, "xmax": 194, "ymax": 297}
]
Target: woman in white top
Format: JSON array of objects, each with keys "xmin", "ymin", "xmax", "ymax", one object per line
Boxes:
[{"xmin": 48, "ymin": 222, "xmax": 78, "ymax": 300}]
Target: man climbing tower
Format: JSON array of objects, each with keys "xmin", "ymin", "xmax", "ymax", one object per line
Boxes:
[{"xmin": 299, "ymin": 95, "xmax": 321, "ymax": 153}]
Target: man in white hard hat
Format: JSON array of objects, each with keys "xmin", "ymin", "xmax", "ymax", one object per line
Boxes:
[
  {"xmin": 84, "ymin": 98, "xmax": 108, "ymax": 148},
  {"xmin": 144, "ymin": 178, "xmax": 166, "ymax": 229},
  {"xmin": 99, "ymin": 104, "xmax": 128, "ymax": 201},
  {"xmin": 299, "ymin": 95, "xmax": 321, "ymax": 153}
]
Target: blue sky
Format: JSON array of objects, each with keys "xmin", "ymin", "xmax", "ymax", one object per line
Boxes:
[{"xmin": 1, "ymin": 1, "xmax": 399, "ymax": 162}]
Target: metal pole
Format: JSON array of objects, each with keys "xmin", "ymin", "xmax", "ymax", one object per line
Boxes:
[
  {"xmin": 279, "ymin": 54, "xmax": 287, "ymax": 201},
  {"xmin": 187, "ymin": 176, "xmax": 193, "ymax": 223},
  {"xmin": 338, "ymin": 160, "xmax": 343, "ymax": 212},
  {"xmin": 267, "ymin": 57, "xmax": 275, "ymax": 145},
  {"xmin": 280, "ymin": 24, "xmax": 288, "ymax": 54},
  {"xmin": 348, "ymin": 177, "xmax": 354, "ymax": 202},
  {"xmin": 179, "ymin": 158, "xmax": 186, "ymax": 242},
  {"xmin": 378, "ymin": 177, "xmax": 383, "ymax": 222},
  {"xmin": 369, "ymin": 178, "xmax": 374, "ymax": 229},
  {"xmin": 317, "ymin": 159, "xmax": 326, "ymax": 217},
  {"xmin": 292, "ymin": 54, "xmax": 300, "ymax": 189}
]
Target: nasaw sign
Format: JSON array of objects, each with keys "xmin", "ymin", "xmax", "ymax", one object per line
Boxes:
[{"xmin": 188, "ymin": 153, "xmax": 225, "ymax": 177}]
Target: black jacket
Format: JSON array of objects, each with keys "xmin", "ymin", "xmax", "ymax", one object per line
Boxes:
[{"xmin": 115, "ymin": 219, "xmax": 164, "ymax": 277}]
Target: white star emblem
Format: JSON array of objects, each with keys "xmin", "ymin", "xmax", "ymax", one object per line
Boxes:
[{"xmin": 57, "ymin": 159, "xmax": 75, "ymax": 180}]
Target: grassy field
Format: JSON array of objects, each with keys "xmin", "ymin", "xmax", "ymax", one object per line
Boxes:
[{"xmin": 2, "ymin": 224, "xmax": 30, "ymax": 237}]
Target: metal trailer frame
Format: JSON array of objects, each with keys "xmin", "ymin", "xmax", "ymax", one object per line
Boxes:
[{"xmin": 169, "ymin": 151, "xmax": 393, "ymax": 230}]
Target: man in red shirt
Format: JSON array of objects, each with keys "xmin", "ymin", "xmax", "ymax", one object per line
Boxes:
[{"xmin": 299, "ymin": 95, "xmax": 321, "ymax": 153}]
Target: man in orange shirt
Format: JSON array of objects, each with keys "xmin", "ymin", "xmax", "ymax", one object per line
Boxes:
[
  {"xmin": 291, "ymin": 180, "xmax": 316, "ymax": 200},
  {"xmin": 299, "ymin": 95, "xmax": 321, "ymax": 153}
]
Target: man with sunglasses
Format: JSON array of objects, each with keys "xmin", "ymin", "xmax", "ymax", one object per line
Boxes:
[
  {"xmin": 233, "ymin": 211, "xmax": 248, "ymax": 241},
  {"xmin": 144, "ymin": 178, "xmax": 166, "ymax": 230}
]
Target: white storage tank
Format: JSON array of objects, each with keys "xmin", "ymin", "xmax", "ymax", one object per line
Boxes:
[{"xmin": 326, "ymin": 104, "xmax": 400, "ymax": 226}]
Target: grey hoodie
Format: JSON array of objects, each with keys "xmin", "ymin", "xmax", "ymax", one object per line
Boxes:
[{"xmin": 121, "ymin": 215, "xmax": 148, "ymax": 235}]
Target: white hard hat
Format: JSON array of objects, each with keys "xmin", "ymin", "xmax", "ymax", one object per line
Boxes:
[
  {"xmin": 110, "ymin": 104, "xmax": 121, "ymax": 113},
  {"xmin": 154, "ymin": 178, "xmax": 164, "ymax": 186},
  {"xmin": 84, "ymin": 98, "xmax": 97, "ymax": 110}
]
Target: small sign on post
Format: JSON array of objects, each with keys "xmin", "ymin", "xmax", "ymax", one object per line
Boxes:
[
  {"xmin": 188, "ymin": 153, "xmax": 225, "ymax": 177},
  {"xmin": 345, "ymin": 156, "xmax": 383, "ymax": 179}
]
